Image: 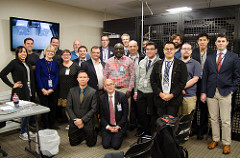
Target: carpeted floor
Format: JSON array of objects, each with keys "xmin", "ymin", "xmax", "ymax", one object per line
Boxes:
[{"xmin": 1, "ymin": 123, "xmax": 240, "ymax": 158}]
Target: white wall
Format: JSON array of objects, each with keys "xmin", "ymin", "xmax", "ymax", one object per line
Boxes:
[{"xmin": 0, "ymin": 0, "xmax": 119, "ymax": 93}]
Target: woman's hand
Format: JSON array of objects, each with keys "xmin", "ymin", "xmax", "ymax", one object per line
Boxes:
[
  {"xmin": 41, "ymin": 88, "xmax": 48, "ymax": 95},
  {"xmin": 13, "ymin": 81, "xmax": 23, "ymax": 89}
]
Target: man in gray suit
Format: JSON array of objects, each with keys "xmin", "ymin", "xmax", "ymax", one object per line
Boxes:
[{"xmin": 66, "ymin": 70, "xmax": 98, "ymax": 146}]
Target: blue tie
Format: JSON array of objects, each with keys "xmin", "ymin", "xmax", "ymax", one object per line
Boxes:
[
  {"xmin": 163, "ymin": 61, "xmax": 171, "ymax": 83},
  {"xmin": 146, "ymin": 60, "xmax": 152, "ymax": 72}
]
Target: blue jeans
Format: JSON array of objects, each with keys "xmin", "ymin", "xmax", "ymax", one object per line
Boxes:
[{"xmin": 20, "ymin": 116, "xmax": 35, "ymax": 134}]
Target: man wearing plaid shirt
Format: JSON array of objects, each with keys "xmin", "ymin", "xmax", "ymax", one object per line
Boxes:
[{"xmin": 104, "ymin": 43, "xmax": 135, "ymax": 117}]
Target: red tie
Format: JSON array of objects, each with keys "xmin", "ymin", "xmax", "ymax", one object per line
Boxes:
[
  {"xmin": 109, "ymin": 96, "xmax": 115, "ymax": 125},
  {"xmin": 217, "ymin": 52, "xmax": 223, "ymax": 71}
]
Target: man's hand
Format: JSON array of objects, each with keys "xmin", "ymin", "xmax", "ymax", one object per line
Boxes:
[
  {"xmin": 159, "ymin": 92, "xmax": 165, "ymax": 99},
  {"xmin": 182, "ymin": 90, "xmax": 186, "ymax": 95},
  {"xmin": 126, "ymin": 91, "xmax": 131, "ymax": 98},
  {"xmin": 200, "ymin": 94, "xmax": 207, "ymax": 103},
  {"xmin": 162, "ymin": 93, "xmax": 174, "ymax": 101},
  {"xmin": 41, "ymin": 88, "xmax": 48, "ymax": 95},
  {"xmin": 133, "ymin": 92, "xmax": 137, "ymax": 101},
  {"xmin": 74, "ymin": 118, "xmax": 84, "ymax": 129},
  {"xmin": 47, "ymin": 89, "xmax": 54, "ymax": 95}
]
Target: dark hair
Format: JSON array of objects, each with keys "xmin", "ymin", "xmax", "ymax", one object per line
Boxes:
[
  {"xmin": 61, "ymin": 49, "xmax": 71, "ymax": 55},
  {"xmin": 78, "ymin": 45, "xmax": 88, "ymax": 52},
  {"xmin": 170, "ymin": 33, "xmax": 183, "ymax": 42},
  {"xmin": 50, "ymin": 37, "xmax": 59, "ymax": 43},
  {"xmin": 146, "ymin": 41, "xmax": 156, "ymax": 49},
  {"xmin": 78, "ymin": 70, "xmax": 89, "ymax": 77},
  {"xmin": 197, "ymin": 33, "xmax": 209, "ymax": 40},
  {"xmin": 164, "ymin": 41, "xmax": 176, "ymax": 48},
  {"xmin": 91, "ymin": 46, "xmax": 100, "ymax": 52},
  {"xmin": 15, "ymin": 46, "xmax": 28, "ymax": 64},
  {"xmin": 216, "ymin": 33, "xmax": 228, "ymax": 41},
  {"xmin": 24, "ymin": 38, "xmax": 34, "ymax": 44}
]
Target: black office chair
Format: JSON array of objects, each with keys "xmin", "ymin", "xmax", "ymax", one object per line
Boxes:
[
  {"xmin": 175, "ymin": 110, "xmax": 195, "ymax": 144},
  {"xmin": 0, "ymin": 121, "xmax": 8, "ymax": 157}
]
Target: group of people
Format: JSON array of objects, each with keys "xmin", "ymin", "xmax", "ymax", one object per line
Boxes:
[{"xmin": 0, "ymin": 32, "xmax": 239, "ymax": 154}]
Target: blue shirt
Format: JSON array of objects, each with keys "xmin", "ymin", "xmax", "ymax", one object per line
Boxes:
[
  {"xmin": 174, "ymin": 49, "xmax": 181, "ymax": 59},
  {"xmin": 70, "ymin": 50, "xmax": 91, "ymax": 61},
  {"xmin": 35, "ymin": 58, "xmax": 59, "ymax": 90},
  {"xmin": 184, "ymin": 58, "xmax": 201, "ymax": 97}
]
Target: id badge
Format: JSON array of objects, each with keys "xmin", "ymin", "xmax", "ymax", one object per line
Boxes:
[
  {"xmin": 143, "ymin": 79, "xmax": 148, "ymax": 88},
  {"xmin": 163, "ymin": 82, "xmax": 168, "ymax": 91},
  {"xmin": 117, "ymin": 103, "xmax": 122, "ymax": 112},
  {"xmin": 27, "ymin": 81, "xmax": 30, "ymax": 88},
  {"xmin": 65, "ymin": 68, "xmax": 70, "ymax": 75},
  {"xmin": 120, "ymin": 65, "xmax": 124, "ymax": 72},
  {"xmin": 48, "ymin": 80, "xmax": 53, "ymax": 87}
]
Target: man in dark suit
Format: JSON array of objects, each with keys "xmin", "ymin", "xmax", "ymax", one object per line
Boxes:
[
  {"xmin": 51, "ymin": 37, "xmax": 63, "ymax": 65},
  {"xmin": 66, "ymin": 70, "xmax": 98, "ymax": 147},
  {"xmin": 191, "ymin": 33, "xmax": 214, "ymax": 139},
  {"xmin": 73, "ymin": 45, "xmax": 90, "ymax": 67},
  {"xmin": 201, "ymin": 34, "xmax": 240, "ymax": 154},
  {"xmin": 100, "ymin": 35, "xmax": 114, "ymax": 63},
  {"xmin": 150, "ymin": 41, "xmax": 188, "ymax": 117},
  {"xmin": 100, "ymin": 79, "xmax": 128, "ymax": 150},
  {"xmin": 81, "ymin": 46, "xmax": 105, "ymax": 92}
]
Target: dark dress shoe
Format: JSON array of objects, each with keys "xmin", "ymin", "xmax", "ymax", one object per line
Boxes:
[
  {"xmin": 208, "ymin": 141, "xmax": 218, "ymax": 149},
  {"xmin": 189, "ymin": 130, "xmax": 197, "ymax": 137},
  {"xmin": 197, "ymin": 134, "xmax": 203, "ymax": 140},
  {"xmin": 135, "ymin": 131, "xmax": 145, "ymax": 137},
  {"xmin": 223, "ymin": 145, "xmax": 230, "ymax": 154}
]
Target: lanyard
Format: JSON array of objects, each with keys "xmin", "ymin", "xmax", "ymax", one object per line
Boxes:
[{"xmin": 45, "ymin": 59, "xmax": 53, "ymax": 80}]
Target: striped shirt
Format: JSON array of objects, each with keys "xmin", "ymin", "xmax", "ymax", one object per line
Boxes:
[{"xmin": 104, "ymin": 56, "xmax": 135, "ymax": 91}]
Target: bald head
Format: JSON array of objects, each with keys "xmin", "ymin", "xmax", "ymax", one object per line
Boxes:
[
  {"xmin": 128, "ymin": 40, "xmax": 138, "ymax": 56},
  {"xmin": 114, "ymin": 43, "xmax": 124, "ymax": 59},
  {"xmin": 73, "ymin": 40, "xmax": 82, "ymax": 52}
]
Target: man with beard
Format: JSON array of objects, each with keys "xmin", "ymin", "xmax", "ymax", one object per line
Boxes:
[
  {"xmin": 178, "ymin": 43, "xmax": 201, "ymax": 116},
  {"xmin": 170, "ymin": 34, "xmax": 183, "ymax": 59}
]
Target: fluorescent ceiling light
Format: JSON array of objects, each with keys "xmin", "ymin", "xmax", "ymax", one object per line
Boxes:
[{"xmin": 166, "ymin": 7, "xmax": 192, "ymax": 13}]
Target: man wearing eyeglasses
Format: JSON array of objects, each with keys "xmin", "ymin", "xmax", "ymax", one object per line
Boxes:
[
  {"xmin": 178, "ymin": 43, "xmax": 201, "ymax": 117},
  {"xmin": 150, "ymin": 41, "xmax": 188, "ymax": 117}
]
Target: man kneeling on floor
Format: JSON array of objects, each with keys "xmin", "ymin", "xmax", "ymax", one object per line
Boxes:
[
  {"xmin": 66, "ymin": 70, "xmax": 98, "ymax": 146},
  {"xmin": 100, "ymin": 79, "xmax": 129, "ymax": 150}
]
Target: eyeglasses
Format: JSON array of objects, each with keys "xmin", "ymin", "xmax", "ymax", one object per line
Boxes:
[
  {"xmin": 182, "ymin": 48, "xmax": 191, "ymax": 51},
  {"xmin": 105, "ymin": 83, "xmax": 114, "ymax": 87},
  {"xmin": 146, "ymin": 48, "xmax": 156, "ymax": 51},
  {"xmin": 164, "ymin": 48, "xmax": 175, "ymax": 51}
]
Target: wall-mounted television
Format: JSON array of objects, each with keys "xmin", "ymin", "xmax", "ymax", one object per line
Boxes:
[{"xmin": 10, "ymin": 17, "xmax": 60, "ymax": 51}]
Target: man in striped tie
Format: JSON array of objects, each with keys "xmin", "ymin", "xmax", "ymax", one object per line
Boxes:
[
  {"xmin": 100, "ymin": 79, "xmax": 128, "ymax": 150},
  {"xmin": 150, "ymin": 41, "xmax": 188, "ymax": 117}
]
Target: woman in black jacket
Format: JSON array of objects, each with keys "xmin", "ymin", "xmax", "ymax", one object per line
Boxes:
[{"xmin": 0, "ymin": 46, "xmax": 36, "ymax": 140}]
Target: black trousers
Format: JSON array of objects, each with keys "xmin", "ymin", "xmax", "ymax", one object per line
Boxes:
[
  {"xmin": 136, "ymin": 91, "xmax": 155, "ymax": 133},
  {"xmin": 157, "ymin": 100, "xmax": 179, "ymax": 117},
  {"xmin": 129, "ymin": 89, "xmax": 137, "ymax": 127},
  {"xmin": 101, "ymin": 129, "xmax": 124, "ymax": 150},
  {"xmin": 37, "ymin": 89, "xmax": 58, "ymax": 129},
  {"xmin": 68, "ymin": 123, "xmax": 97, "ymax": 147}
]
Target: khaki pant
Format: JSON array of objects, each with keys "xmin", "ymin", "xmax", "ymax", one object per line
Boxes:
[
  {"xmin": 115, "ymin": 87, "xmax": 131, "ymax": 119},
  {"xmin": 178, "ymin": 96, "xmax": 197, "ymax": 117},
  {"xmin": 207, "ymin": 88, "xmax": 232, "ymax": 145}
]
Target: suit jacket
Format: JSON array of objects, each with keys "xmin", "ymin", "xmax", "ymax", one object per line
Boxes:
[
  {"xmin": 100, "ymin": 91, "xmax": 128, "ymax": 133},
  {"xmin": 202, "ymin": 50, "xmax": 240, "ymax": 98},
  {"xmin": 72, "ymin": 57, "xmax": 89, "ymax": 67},
  {"xmin": 53, "ymin": 49, "xmax": 63, "ymax": 65},
  {"xmin": 66, "ymin": 86, "xmax": 98, "ymax": 130},
  {"xmin": 150, "ymin": 58, "xmax": 188, "ymax": 107},
  {"xmin": 80, "ymin": 59, "xmax": 105, "ymax": 90},
  {"xmin": 191, "ymin": 48, "xmax": 214, "ymax": 64},
  {"xmin": 100, "ymin": 46, "xmax": 114, "ymax": 62}
]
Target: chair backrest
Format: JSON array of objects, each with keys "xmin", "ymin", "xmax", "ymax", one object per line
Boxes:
[
  {"xmin": 179, "ymin": 110, "xmax": 195, "ymax": 123},
  {"xmin": 125, "ymin": 134, "xmax": 155, "ymax": 158}
]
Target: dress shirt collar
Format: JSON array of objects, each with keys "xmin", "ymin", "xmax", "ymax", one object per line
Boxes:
[
  {"xmin": 217, "ymin": 49, "xmax": 227, "ymax": 55},
  {"xmin": 91, "ymin": 58, "xmax": 101, "ymax": 64},
  {"xmin": 80, "ymin": 57, "xmax": 87, "ymax": 61},
  {"xmin": 147, "ymin": 55, "xmax": 156, "ymax": 62},
  {"xmin": 108, "ymin": 91, "xmax": 115, "ymax": 98},
  {"xmin": 164, "ymin": 58, "xmax": 174, "ymax": 62}
]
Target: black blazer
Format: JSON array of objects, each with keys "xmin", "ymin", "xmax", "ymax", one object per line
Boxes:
[
  {"xmin": 100, "ymin": 46, "xmax": 114, "ymax": 62},
  {"xmin": 66, "ymin": 86, "xmax": 98, "ymax": 129},
  {"xmin": 191, "ymin": 48, "xmax": 214, "ymax": 64},
  {"xmin": 202, "ymin": 50, "xmax": 240, "ymax": 98},
  {"xmin": 72, "ymin": 57, "xmax": 89, "ymax": 67},
  {"xmin": 150, "ymin": 58, "xmax": 188, "ymax": 107},
  {"xmin": 100, "ymin": 91, "xmax": 128, "ymax": 133},
  {"xmin": 0, "ymin": 59, "xmax": 35, "ymax": 101},
  {"xmin": 53, "ymin": 49, "xmax": 63, "ymax": 65},
  {"xmin": 80, "ymin": 59, "xmax": 105, "ymax": 90}
]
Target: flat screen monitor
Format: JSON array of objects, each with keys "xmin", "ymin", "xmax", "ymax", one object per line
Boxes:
[{"xmin": 10, "ymin": 17, "xmax": 60, "ymax": 51}]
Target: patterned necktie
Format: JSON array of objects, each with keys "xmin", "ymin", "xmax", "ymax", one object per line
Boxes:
[
  {"xmin": 109, "ymin": 96, "xmax": 115, "ymax": 125},
  {"xmin": 163, "ymin": 61, "xmax": 171, "ymax": 83},
  {"xmin": 146, "ymin": 60, "xmax": 152, "ymax": 72},
  {"xmin": 217, "ymin": 52, "xmax": 223, "ymax": 71},
  {"xmin": 80, "ymin": 89, "xmax": 84, "ymax": 104}
]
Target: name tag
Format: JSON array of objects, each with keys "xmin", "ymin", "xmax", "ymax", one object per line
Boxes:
[
  {"xmin": 143, "ymin": 79, "xmax": 148, "ymax": 88},
  {"xmin": 65, "ymin": 68, "xmax": 70, "ymax": 75},
  {"xmin": 120, "ymin": 65, "xmax": 124, "ymax": 72},
  {"xmin": 117, "ymin": 103, "xmax": 122, "ymax": 112},
  {"xmin": 27, "ymin": 81, "xmax": 30, "ymax": 88},
  {"xmin": 48, "ymin": 80, "xmax": 53, "ymax": 88}
]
